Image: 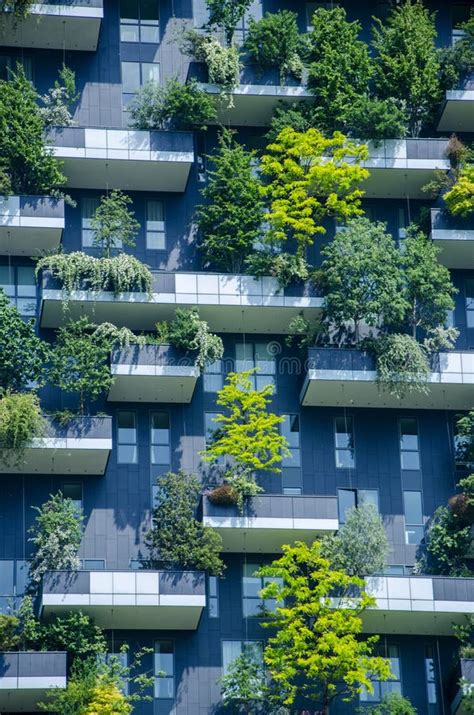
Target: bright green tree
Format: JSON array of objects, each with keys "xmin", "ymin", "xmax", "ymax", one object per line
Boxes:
[
  {"xmin": 444, "ymin": 165, "xmax": 474, "ymax": 217},
  {"xmin": 0, "ymin": 391, "xmax": 44, "ymax": 453},
  {"xmin": 205, "ymin": 0, "xmax": 253, "ymax": 45},
  {"xmin": 90, "ymin": 190, "xmax": 140, "ymax": 258},
  {"xmin": 372, "ymin": 0, "xmax": 442, "ymax": 137},
  {"xmin": 83, "ymin": 682, "xmax": 132, "ymax": 715},
  {"xmin": 260, "ymin": 128, "xmax": 369, "ymax": 257},
  {"xmin": 196, "ymin": 130, "xmax": 264, "ymax": 273},
  {"xmin": 245, "ymin": 10, "xmax": 303, "ymax": 83},
  {"xmin": 219, "ymin": 652, "xmax": 266, "ymax": 713},
  {"xmin": 258, "ymin": 541, "xmax": 392, "ymax": 713}
]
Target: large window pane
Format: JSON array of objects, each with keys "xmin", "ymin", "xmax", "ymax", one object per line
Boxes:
[
  {"xmin": 335, "ymin": 416, "xmax": 355, "ymax": 468},
  {"xmin": 117, "ymin": 412, "xmax": 137, "ymax": 464},
  {"xmin": 121, "ymin": 62, "xmax": 141, "ymax": 93},
  {"xmin": 154, "ymin": 640, "xmax": 174, "ymax": 699},
  {"xmin": 338, "ymin": 489, "xmax": 356, "ymax": 523},
  {"xmin": 403, "ymin": 491, "xmax": 423, "ymax": 525}
]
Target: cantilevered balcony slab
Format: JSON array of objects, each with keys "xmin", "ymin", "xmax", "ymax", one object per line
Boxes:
[
  {"xmin": 40, "ymin": 271, "xmax": 324, "ymax": 332},
  {"xmin": 301, "ymin": 349, "xmax": 474, "ymax": 410},
  {"xmin": 438, "ymin": 90, "xmax": 474, "ymax": 133},
  {"xmin": 49, "ymin": 128, "xmax": 194, "ymax": 192},
  {"xmin": 430, "ymin": 208, "xmax": 474, "ymax": 269},
  {"xmin": 0, "ymin": 651, "xmax": 67, "ymax": 712},
  {"xmin": 0, "ymin": 0, "xmax": 103, "ymax": 51},
  {"xmin": 201, "ymin": 495, "xmax": 339, "ymax": 553},
  {"xmin": 41, "ymin": 570, "xmax": 206, "ymax": 629},
  {"xmin": 0, "ymin": 196, "xmax": 64, "ymax": 256},
  {"xmin": 108, "ymin": 345, "xmax": 200, "ymax": 403},
  {"xmin": 362, "ymin": 576, "xmax": 474, "ymax": 636},
  {"xmin": 0, "ymin": 416, "xmax": 112, "ymax": 475}
]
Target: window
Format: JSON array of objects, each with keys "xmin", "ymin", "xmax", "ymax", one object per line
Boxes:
[
  {"xmin": 0, "ymin": 560, "xmax": 27, "ymax": 614},
  {"xmin": 121, "ymin": 61, "xmax": 159, "ymax": 104},
  {"xmin": 222, "ymin": 641, "xmax": 263, "ymax": 676},
  {"xmin": 0, "ymin": 265, "xmax": 36, "ymax": 317},
  {"xmin": 338, "ymin": 489, "xmax": 379, "ymax": 524},
  {"xmin": 81, "ymin": 198, "xmax": 100, "ymax": 248},
  {"xmin": 404, "ymin": 490, "xmax": 424, "ymax": 545},
  {"xmin": 384, "ymin": 565, "xmax": 406, "ymax": 576},
  {"xmin": 235, "ymin": 343, "xmax": 276, "ymax": 391},
  {"xmin": 334, "ymin": 416, "xmax": 355, "ymax": 469},
  {"xmin": 398, "ymin": 208, "xmax": 407, "ymax": 242},
  {"xmin": 62, "ymin": 482, "xmax": 83, "ymax": 510},
  {"xmin": 281, "ymin": 415, "xmax": 301, "ymax": 468},
  {"xmin": 154, "ymin": 641, "xmax": 174, "ymax": 699},
  {"xmin": 79, "ymin": 559, "xmax": 106, "ymax": 570},
  {"xmin": 360, "ymin": 645, "xmax": 402, "ymax": 702},
  {"xmin": 150, "ymin": 412, "xmax": 170, "ymax": 467},
  {"xmin": 208, "ymin": 576, "xmax": 219, "ymax": 618},
  {"xmin": 399, "ymin": 419, "xmax": 420, "ymax": 470},
  {"xmin": 242, "ymin": 563, "xmax": 282, "ymax": 618},
  {"xmin": 203, "ymin": 360, "xmax": 224, "ymax": 392},
  {"xmin": 0, "ymin": 55, "xmax": 32, "ymax": 81},
  {"xmin": 425, "ymin": 645, "xmax": 438, "ymax": 707},
  {"xmin": 120, "ymin": 0, "xmax": 159, "ymax": 43},
  {"xmin": 465, "ymin": 279, "xmax": 474, "ymax": 329},
  {"xmin": 117, "ymin": 412, "xmax": 138, "ymax": 464},
  {"xmin": 146, "ymin": 200, "xmax": 165, "ymax": 250}
]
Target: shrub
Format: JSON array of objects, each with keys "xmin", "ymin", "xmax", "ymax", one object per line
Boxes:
[
  {"xmin": 441, "ymin": 14, "xmax": 474, "ymax": 90},
  {"xmin": 444, "ymin": 165, "xmax": 474, "ymax": 217},
  {"xmin": 375, "ymin": 333, "xmax": 430, "ymax": 398},
  {"xmin": 224, "ymin": 468, "xmax": 264, "ymax": 513},
  {"xmin": 0, "ymin": 391, "xmax": 44, "ymax": 453},
  {"xmin": 455, "ymin": 411, "xmax": 474, "ymax": 469},
  {"xmin": 0, "ymin": 614, "xmax": 20, "ymax": 651},
  {"xmin": 184, "ymin": 32, "xmax": 240, "ymax": 91},
  {"xmin": 219, "ymin": 653, "xmax": 266, "ymax": 712},
  {"xmin": 244, "ymin": 251, "xmax": 309, "ymax": 288},
  {"xmin": 416, "ymin": 505, "xmax": 472, "ymax": 576},
  {"xmin": 344, "ymin": 96, "xmax": 407, "ymax": 140},
  {"xmin": 161, "ymin": 307, "xmax": 224, "ymax": 370},
  {"xmin": 39, "ymin": 65, "xmax": 78, "ymax": 130},
  {"xmin": 205, "ymin": 0, "xmax": 253, "ymax": 46},
  {"xmin": 207, "ymin": 483, "xmax": 238, "ymax": 507},
  {"xmin": 128, "ymin": 78, "xmax": 217, "ymax": 131},
  {"xmin": 362, "ymin": 692, "xmax": 417, "ymax": 715},
  {"xmin": 83, "ymin": 682, "xmax": 132, "ymax": 715},
  {"xmin": 90, "ymin": 190, "xmax": 140, "ymax": 258},
  {"xmin": 39, "ymin": 611, "xmax": 106, "ymax": 660},
  {"xmin": 245, "ymin": 11, "xmax": 304, "ymax": 83}
]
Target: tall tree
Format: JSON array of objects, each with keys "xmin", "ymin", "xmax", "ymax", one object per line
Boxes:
[
  {"xmin": 219, "ymin": 653, "xmax": 266, "ymax": 713},
  {"xmin": 259, "ymin": 541, "xmax": 392, "ymax": 713},
  {"xmin": 205, "ymin": 0, "xmax": 253, "ymax": 46},
  {"xmin": 90, "ymin": 190, "xmax": 140, "ymax": 258}
]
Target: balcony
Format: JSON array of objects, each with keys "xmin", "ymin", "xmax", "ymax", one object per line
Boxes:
[
  {"xmin": 0, "ymin": 416, "xmax": 112, "ymax": 475},
  {"xmin": 430, "ymin": 208, "xmax": 474, "ymax": 270},
  {"xmin": 201, "ymin": 494, "xmax": 339, "ymax": 552},
  {"xmin": 361, "ymin": 139, "xmax": 450, "ymax": 199},
  {"xmin": 0, "ymin": 196, "xmax": 64, "ymax": 256},
  {"xmin": 362, "ymin": 576, "xmax": 474, "ymax": 636},
  {"xmin": 108, "ymin": 345, "xmax": 200, "ymax": 403},
  {"xmin": 301, "ymin": 348, "xmax": 474, "ymax": 410},
  {"xmin": 0, "ymin": 0, "xmax": 103, "ymax": 51},
  {"xmin": 49, "ymin": 128, "xmax": 194, "ymax": 192},
  {"xmin": 41, "ymin": 570, "xmax": 206, "ymax": 629},
  {"xmin": 40, "ymin": 271, "xmax": 324, "ymax": 332},
  {"xmin": 451, "ymin": 659, "xmax": 474, "ymax": 715},
  {"xmin": 0, "ymin": 651, "xmax": 67, "ymax": 712}
]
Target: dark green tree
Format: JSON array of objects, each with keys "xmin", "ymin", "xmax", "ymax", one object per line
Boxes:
[
  {"xmin": 90, "ymin": 190, "xmax": 140, "ymax": 258},
  {"xmin": 38, "ymin": 611, "xmax": 106, "ymax": 659},
  {"xmin": 245, "ymin": 10, "xmax": 303, "ymax": 83},
  {"xmin": 205, "ymin": 0, "xmax": 253, "ymax": 45},
  {"xmin": 219, "ymin": 652, "xmax": 266, "ymax": 713}
]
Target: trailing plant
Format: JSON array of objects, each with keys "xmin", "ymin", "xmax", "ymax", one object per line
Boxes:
[
  {"xmin": 0, "ymin": 289, "xmax": 49, "ymax": 391},
  {"xmin": 245, "ymin": 11, "xmax": 304, "ymax": 83},
  {"xmin": 195, "ymin": 129, "xmax": 264, "ymax": 273},
  {"xmin": 39, "ymin": 65, "xmax": 79, "ymax": 130},
  {"xmin": 374, "ymin": 333, "xmax": 431, "ymax": 399},
  {"xmin": 360, "ymin": 693, "xmax": 417, "ymax": 715},
  {"xmin": 90, "ymin": 190, "xmax": 140, "ymax": 257},
  {"xmin": 244, "ymin": 251, "xmax": 309, "ymax": 288},
  {"xmin": 159, "ymin": 307, "xmax": 224, "ymax": 370},
  {"xmin": 219, "ymin": 652, "xmax": 266, "ymax": 713},
  {"xmin": 0, "ymin": 614, "xmax": 20, "ymax": 651},
  {"xmin": 128, "ymin": 78, "xmax": 217, "ymax": 131},
  {"xmin": 90, "ymin": 321, "xmax": 145, "ymax": 349},
  {"xmin": 184, "ymin": 32, "xmax": 240, "ymax": 91},
  {"xmin": 0, "ymin": 392, "xmax": 44, "ymax": 462},
  {"xmin": 444, "ymin": 164, "xmax": 474, "ymax": 217},
  {"xmin": 145, "ymin": 471, "xmax": 224, "ymax": 576},
  {"xmin": 35, "ymin": 251, "xmax": 152, "ymax": 296},
  {"xmin": 205, "ymin": 0, "xmax": 253, "ymax": 46},
  {"xmin": 28, "ymin": 491, "xmax": 84, "ymax": 593}
]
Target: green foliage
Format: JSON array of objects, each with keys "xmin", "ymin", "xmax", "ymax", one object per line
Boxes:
[
  {"xmin": 219, "ymin": 653, "xmax": 266, "ymax": 712},
  {"xmin": 90, "ymin": 190, "xmax": 140, "ymax": 258},
  {"xmin": 28, "ymin": 491, "xmax": 84, "ymax": 592},
  {"xmin": 0, "ymin": 614, "xmax": 20, "ymax": 650},
  {"xmin": 0, "ymin": 392, "xmax": 44, "ymax": 457},
  {"xmin": 48, "ymin": 317, "xmax": 113, "ymax": 414},
  {"xmin": 223, "ymin": 467, "xmax": 264, "ymax": 513},
  {"xmin": 266, "ymin": 103, "xmax": 315, "ymax": 144},
  {"xmin": 344, "ymin": 96, "xmax": 408, "ymax": 140},
  {"xmin": 361, "ymin": 692, "xmax": 417, "ymax": 715},
  {"xmin": 36, "ymin": 251, "xmax": 152, "ymax": 296},
  {"xmin": 0, "ymin": 289, "xmax": 49, "ymax": 391},
  {"xmin": 128, "ymin": 78, "xmax": 217, "ymax": 131},
  {"xmin": 372, "ymin": 0, "xmax": 442, "ymax": 137},
  {"xmin": 40, "ymin": 65, "xmax": 79, "ymax": 130},
  {"xmin": 285, "ymin": 313, "xmax": 319, "ymax": 350},
  {"xmin": 196, "ymin": 130, "xmax": 264, "ymax": 272},
  {"xmin": 444, "ymin": 165, "xmax": 474, "ymax": 218},
  {"xmin": 455, "ymin": 411, "xmax": 474, "ymax": 469},
  {"xmin": 375, "ymin": 334, "xmax": 431, "ymax": 399},
  {"xmin": 205, "ymin": 0, "xmax": 253, "ymax": 45},
  {"xmin": 322, "ymin": 504, "xmax": 389, "ymax": 577},
  {"xmin": 0, "ymin": 0, "xmax": 34, "ymax": 19},
  {"xmin": 83, "ymin": 681, "xmax": 132, "ymax": 715},
  {"xmin": 185, "ymin": 32, "xmax": 240, "ymax": 90},
  {"xmin": 260, "ymin": 128, "xmax": 369, "ymax": 257},
  {"xmin": 40, "ymin": 658, "xmax": 104, "ymax": 715},
  {"xmin": 38, "ymin": 611, "xmax": 106, "ymax": 659},
  {"xmin": 0, "ymin": 65, "xmax": 67, "ymax": 197},
  {"xmin": 441, "ymin": 14, "xmax": 474, "ymax": 90},
  {"xmin": 245, "ymin": 11, "xmax": 304, "ymax": 83},
  {"xmin": 162, "ymin": 307, "xmax": 224, "ymax": 370},
  {"xmin": 416, "ymin": 504, "xmax": 472, "ymax": 577},
  {"xmin": 258, "ymin": 541, "xmax": 393, "ymax": 710},
  {"xmin": 244, "ymin": 251, "xmax": 309, "ymax": 288},
  {"xmin": 145, "ymin": 471, "xmax": 224, "ymax": 576},
  {"xmin": 90, "ymin": 321, "xmax": 144, "ymax": 349}
]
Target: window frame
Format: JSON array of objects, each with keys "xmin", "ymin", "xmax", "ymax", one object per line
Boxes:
[
  {"xmin": 117, "ymin": 411, "xmax": 138, "ymax": 464},
  {"xmin": 154, "ymin": 639, "xmax": 175, "ymax": 700},
  {"xmin": 334, "ymin": 415, "xmax": 356, "ymax": 469}
]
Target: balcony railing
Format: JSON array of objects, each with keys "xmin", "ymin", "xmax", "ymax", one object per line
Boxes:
[
  {"xmin": 0, "ymin": 651, "xmax": 67, "ymax": 712},
  {"xmin": 41, "ymin": 570, "xmax": 206, "ymax": 629},
  {"xmin": 0, "ymin": 195, "xmax": 64, "ymax": 256},
  {"xmin": 0, "ymin": 415, "xmax": 112, "ymax": 475},
  {"xmin": 430, "ymin": 208, "xmax": 474, "ymax": 269},
  {"xmin": 201, "ymin": 494, "xmax": 339, "ymax": 552},
  {"xmin": 301, "ymin": 348, "xmax": 474, "ymax": 410},
  {"xmin": 108, "ymin": 344, "xmax": 200, "ymax": 403}
]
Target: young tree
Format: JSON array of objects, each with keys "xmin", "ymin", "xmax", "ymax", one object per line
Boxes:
[
  {"xmin": 258, "ymin": 541, "xmax": 392, "ymax": 713},
  {"xmin": 90, "ymin": 190, "xmax": 140, "ymax": 257},
  {"xmin": 320, "ymin": 217, "xmax": 407, "ymax": 343},
  {"xmin": 245, "ymin": 11, "xmax": 303, "ymax": 83},
  {"xmin": 205, "ymin": 0, "xmax": 253, "ymax": 45},
  {"xmin": 260, "ymin": 128, "xmax": 369, "ymax": 257},
  {"xmin": 372, "ymin": 0, "xmax": 442, "ymax": 137},
  {"xmin": 28, "ymin": 492, "xmax": 84, "ymax": 592},
  {"xmin": 145, "ymin": 471, "xmax": 224, "ymax": 576},
  {"xmin": 219, "ymin": 653, "xmax": 266, "ymax": 714},
  {"xmin": 39, "ymin": 65, "xmax": 79, "ymax": 130},
  {"xmin": 195, "ymin": 130, "xmax": 264, "ymax": 273}
]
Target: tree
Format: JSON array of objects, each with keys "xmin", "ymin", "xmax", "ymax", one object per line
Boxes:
[
  {"xmin": 0, "ymin": 614, "xmax": 20, "ymax": 650},
  {"xmin": 258, "ymin": 541, "xmax": 392, "ymax": 713},
  {"xmin": 219, "ymin": 653, "xmax": 266, "ymax": 714},
  {"xmin": 90, "ymin": 190, "xmax": 140, "ymax": 257},
  {"xmin": 39, "ymin": 65, "xmax": 78, "ymax": 130},
  {"xmin": 320, "ymin": 218, "xmax": 406, "ymax": 343},
  {"xmin": 322, "ymin": 504, "xmax": 389, "ymax": 577},
  {"xmin": 444, "ymin": 165, "xmax": 474, "ymax": 218},
  {"xmin": 372, "ymin": 0, "xmax": 442, "ymax": 137},
  {"xmin": 83, "ymin": 682, "xmax": 132, "ymax": 715},
  {"xmin": 195, "ymin": 130, "xmax": 264, "ymax": 273},
  {"xmin": 375, "ymin": 333, "xmax": 430, "ymax": 399},
  {"xmin": 205, "ymin": 0, "xmax": 253, "ymax": 45},
  {"xmin": 28, "ymin": 492, "xmax": 84, "ymax": 592},
  {"xmin": 0, "ymin": 391, "xmax": 44, "ymax": 456},
  {"xmin": 0, "ymin": 65, "xmax": 67, "ymax": 196},
  {"xmin": 455, "ymin": 411, "xmax": 474, "ymax": 469},
  {"xmin": 260, "ymin": 128, "xmax": 369, "ymax": 257},
  {"xmin": 145, "ymin": 471, "xmax": 224, "ymax": 576},
  {"xmin": 38, "ymin": 611, "xmax": 106, "ymax": 660},
  {"xmin": 416, "ymin": 504, "xmax": 472, "ymax": 577},
  {"xmin": 245, "ymin": 11, "xmax": 303, "ymax": 83},
  {"xmin": 344, "ymin": 96, "xmax": 407, "ymax": 140},
  {"xmin": 128, "ymin": 78, "xmax": 217, "ymax": 131},
  {"xmin": 0, "ymin": 0, "xmax": 35, "ymax": 19}
]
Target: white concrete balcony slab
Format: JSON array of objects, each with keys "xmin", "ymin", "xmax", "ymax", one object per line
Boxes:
[
  {"xmin": 49, "ymin": 128, "xmax": 194, "ymax": 192},
  {"xmin": 0, "ymin": 0, "xmax": 103, "ymax": 51},
  {"xmin": 0, "ymin": 651, "xmax": 67, "ymax": 712},
  {"xmin": 201, "ymin": 494, "xmax": 339, "ymax": 552},
  {"xmin": 438, "ymin": 89, "xmax": 474, "ymax": 133},
  {"xmin": 301, "ymin": 349, "xmax": 474, "ymax": 410},
  {"xmin": 108, "ymin": 345, "xmax": 200, "ymax": 403},
  {"xmin": 41, "ymin": 570, "xmax": 206, "ymax": 629},
  {"xmin": 40, "ymin": 270, "xmax": 323, "ymax": 332},
  {"xmin": 0, "ymin": 196, "xmax": 64, "ymax": 256},
  {"xmin": 430, "ymin": 208, "xmax": 474, "ymax": 270},
  {"xmin": 0, "ymin": 416, "xmax": 112, "ymax": 475}
]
